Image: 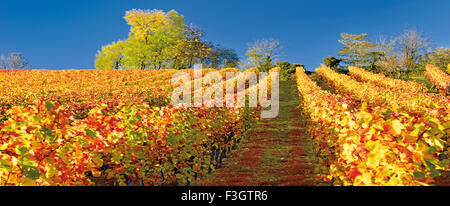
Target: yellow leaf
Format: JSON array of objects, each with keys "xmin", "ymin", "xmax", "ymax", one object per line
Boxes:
[
  {"xmin": 359, "ymin": 173, "xmax": 373, "ymax": 185},
  {"xmin": 391, "ymin": 120, "xmax": 404, "ymax": 136}
]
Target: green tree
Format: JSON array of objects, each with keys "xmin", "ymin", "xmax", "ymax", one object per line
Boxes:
[
  {"xmin": 322, "ymin": 56, "xmax": 343, "ymax": 72},
  {"xmin": 95, "ymin": 41, "xmax": 125, "ymax": 70},
  {"xmin": 95, "ymin": 9, "xmax": 186, "ymax": 70},
  {"xmin": 275, "ymin": 61, "xmax": 300, "ymax": 80},
  {"xmin": 125, "ymin": 9, "xmax": 185, "ymax": 69},
  {"xmin": 337, "ymin": 33, "xmax": 378, "ymax": 67},
  {"xmin": 209, "ymin": 46, "xmax": 239, "ymax": 68},
  {"xmin": 426, "ymin": 47, "xmax": 449, "ymax": 71},
  {"xmin": 121, "ymin": 37, "xmax": 150, "ymax": 70},
  {"xmin": 259, "ymin": 56, "xmax": 274, "ymax": 72},
  {"xmin": 95, "ymin": 9, "xmax": 239, "ymax": 70},
  {"xmin": 171, "ymin": 25, "xmax": 212, "ymax": 69},
  {"xmin": 365, "ymin": 51, "xmax": 384, "ymax": 73}
]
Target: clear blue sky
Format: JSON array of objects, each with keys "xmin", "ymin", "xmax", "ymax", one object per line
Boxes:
[{"xmin": 0, "ymin": 0, "xmax": 449, "ymax": 71}]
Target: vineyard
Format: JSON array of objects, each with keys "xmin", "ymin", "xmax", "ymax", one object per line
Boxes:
[
  {"xmin": 425, "ymin": 64, "xmax": 450, "ymax": 95},
  {"xmin": 0, "ymin": 67, "xmax": 273, "ymax": 186},
  {"xmin": 0, "ymin": 64, "xmax": 448, "ymax": 186},
  {"xmin": 297, "ymin": 65, "xmax": 449, "ymax": 185}
]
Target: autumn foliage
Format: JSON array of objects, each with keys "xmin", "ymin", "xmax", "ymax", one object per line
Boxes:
[
  {"xmin": 297, "ymin": 66, "xmax": 449, "ymax": 185},
  {"xmin": 425, "ymin": 64, "xmax": 450, "ymax": 95},
  {"xmin": 348, "ymin": 66, "xmax": 424, "ymax": 93},
  {"xmin": 0, "ymin": 68, "xmax": 257, "ymax": 186}
]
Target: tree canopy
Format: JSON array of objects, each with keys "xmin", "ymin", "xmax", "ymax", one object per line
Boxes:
[
  {"xmin": 334, "ymin": 29, "xmax": 440, "ymax": 77},
  {"xmin": 245, "ymin": 38, "xmax": 281, "ymax": 72},
  {"xmin": 95, "ymin": 9, "xmax": 238, "ymax": 70},
  {"xmin": 337, "ymin": 33, "xmax": 378, "ymax": 67},
  {"xmin": 323, "ymin": 56, "xmax": 343, "ymax": 73},
  {"xmin": 0, "ymin": 53, "xmax": 29, "ymax": 70}
]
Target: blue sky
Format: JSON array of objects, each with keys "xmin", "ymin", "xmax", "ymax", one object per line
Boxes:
[{"xmin": 0, "ymin": 0, "xmax": 449, "ymax": 71}]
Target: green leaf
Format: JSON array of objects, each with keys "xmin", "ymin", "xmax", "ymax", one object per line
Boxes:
[
  {"xmin": 33, "ymin": 115, "xmax": 41, "ymax": 122},
  {"xmin": 40, "ymin": 127, "xmax": 56, "ymax": 142},
  {"xmin": 16, "ymin": 146, "xmax": 28, "ymax": 155},
  {"xmin": 45, "ymin": 101, "xmax": 56, "ymax": 110},
  {"xmin": 15, "ymin": 121, "xmax": 27, "ymax": 127},
  {"xmin": 112, "ymin": 154, "xmax": 122, "ymax": 162},
  {"xmin": 22, "ymin": 165, "xmax": 41, "ymax": 180},
  {"xmin": 425, "ymin": 159, "xmax": 440, "ymax": 178},
  {"xmin": 439, "ymin": 159, "xmax": 449, "ymax": 168},
  {"xmin": 85, "ymin": 128, "xmax": 97, "ymax": 138},
  {"xmin": 413, "ymin": 171, "xmax": 425, "ymax": 179},
  {"xmin": 425, "ymin": 146, "xmax": 437, "ymax": 155},
  {"xmin": 78, "ymin": 138, "xmax": 88, "ymax": 146},
  {"xmin": 45, "ymin": 165, "xmax": 58, "ymax": 178},
  {"xmin": 0, "ymin": 160, "xmax": 12, "ymax": 169}
]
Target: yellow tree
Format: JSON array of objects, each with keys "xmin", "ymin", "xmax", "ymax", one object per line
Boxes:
[{"xmin": 122, "ymin": 9, "xmax": 185, "ymax": 69}]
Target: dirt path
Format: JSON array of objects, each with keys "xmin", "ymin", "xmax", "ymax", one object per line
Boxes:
[{"xmin": 193, "ymin": 81, "xmax": 318, "ymax": 186}]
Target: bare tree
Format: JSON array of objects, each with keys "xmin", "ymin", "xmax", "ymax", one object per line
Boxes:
[
  {"xmin": 245, "ymin": 38, "xmax": 282, "ymax": 71},
  {"xmin": 0, "ymin": 54, "xmax": 6, "ymax": 69},
  {"xmin": 376, "ymin": 35, "xmax": 396, "ymax": 57},
  {"xmin": 375, "ymin": 35, "xmax": 402, "ymax": 76},
  {"xmin": 397, "ymin": 28, "xmax": 432, "ymax": 73},
  {"xmin": 6, "ymin": 53, "xmax": 29, "ymax": 69}
]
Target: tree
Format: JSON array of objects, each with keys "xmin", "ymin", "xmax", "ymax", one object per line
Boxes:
[
  {"xmin": 426, "ymin": 47, "xmax": 449, "ymax": 71},
  {"xmin": 365, "ymin": 51, "xmax": 384, "ymax": 73},
  {"xmin": 95, "ymin": 9, "xmax": 186, "ymax": 70},
  {"xmin": 208, "ymin": 46, "xmax": 239, "ymax": 68},
  {"xmin": 396, "ymin": 28, "xmax": 432, "ymax": 73},
  {"xmin": 95, "ymin": 41, "xmax": 125, "ymax": 70},
  {"xmin": 374, "ymin": 36, "xmax": 395, "ymax": 74},
  {"xmin": 125, "ymin": 9, "xmax": 186, "ymax": 69},
  {"xmin": 323, "ymin": 56, "xmax": 343, "ymax": 72},
  {"xmin": 6, "ymin": 53, "xmax": 29, "ymax": 69},
  {"xmin": 246, "ymin": 38, "xmax": 281, "ymax": 72},
  {"xmin": 171, "ymin": 25, "xmax": 212, "ymax": 69},
  {"xmin": 95, "ymin": 9, "xmax": 239, "ymax": 70},
  {"xmin": 275, "ymin": 61, "xmax": 301, "ymax": 80},
  {"xmin": 0, "ymin": 54, "xmax": 6, "ymax": 69},
  {"xmin": 337, "ymin": 33, "xmax": 378, "ymax": 67},
  {"xmin": 223, "ymin": 49, "xmax": 239, "ymax": 68},
  {"xmin": 121, "ymin": 37, "xmax": 152, "ymax": 70}
]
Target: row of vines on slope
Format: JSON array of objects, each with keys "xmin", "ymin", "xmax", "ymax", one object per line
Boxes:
[
  {"xmin": 348, "ymin": 66, "xmax": 425, "ymax": 93},
  {"xmin": 316, "ymin": 66, "xmax": 449, "ymax": 122},
  {"xmin": 297, "ymin": 67, "xmax": 449, "ymax": 185},
  {"xmin": 0, "ymin": 68, "xmax": 222, "ymax": 120},
  {"xmin": 0, "ymin": 68, "xmax": 272, "ymax": 185},
  {"xmin": 425, "ymin": 64, "xmax": 450, "ymax": 95}
]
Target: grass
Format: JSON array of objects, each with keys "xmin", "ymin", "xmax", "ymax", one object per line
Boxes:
[
  {"xmin": 399, "ymin": 72, "xmax": 440, "ymax": 93},
  {"xmin": 193, "ymin": 80, "xmax": 319, "ymax": 186}
]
